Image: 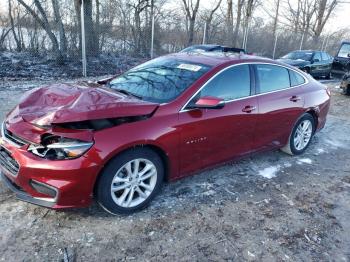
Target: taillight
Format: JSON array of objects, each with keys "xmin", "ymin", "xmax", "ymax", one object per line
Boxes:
[{"xmin": 326, "ymin": 87, "xmax": 331, "ymax": 96}]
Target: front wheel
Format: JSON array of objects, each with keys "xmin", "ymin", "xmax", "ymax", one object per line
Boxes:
[
  {"xmin": 281, "ymin": 113, "xmax": 315, "ymax": 155},
  {"xmin": 96, "ymin": 148, "xmax": 164, "ymax": 215}
]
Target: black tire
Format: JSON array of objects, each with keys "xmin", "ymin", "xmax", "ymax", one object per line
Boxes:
[
  {"xmin": 345, "ymin": 85, "xmax": 350, "ymax": 96},
  {"xmin": 96, "ymin": 148, "xmax": 164, "ymax": 215},
  {"xmin": 303, "ymin": 68, "xmax": 311, "ymax": 75},
  {"xmin": 281, "ymin": 113, "xmax": 316, "ymax": 156}
]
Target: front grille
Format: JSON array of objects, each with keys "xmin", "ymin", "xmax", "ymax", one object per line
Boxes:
[
  {"xmin": 0, "ymin": 147, "xmax": 19, "ymax": 176},
  {"xmin": 2, "ymin": 126, "xmax": 28, "ymax": 147}
]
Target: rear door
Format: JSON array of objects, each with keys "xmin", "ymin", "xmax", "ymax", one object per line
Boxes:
[
  {"xmin": 310, "ymin": 52, "xmax": 323, "ymax": 76},
  {"xmin": 253, "ymin": 64, "xmax": 306, "ymax": 151},
  {"xmin": 178, "ymin": 64, "xmax": 258, "ymax": 175}
]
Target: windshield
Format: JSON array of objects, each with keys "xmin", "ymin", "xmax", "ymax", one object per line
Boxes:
[
  {"xmin": 109, "ymin": 58, "xmax": 211, "ymax": 103},
  {"xmin": 282, "ymin": 51, "xmax": 313, "ymax": 61}
]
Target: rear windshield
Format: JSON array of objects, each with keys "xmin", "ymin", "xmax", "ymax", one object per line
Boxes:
[
  {"xmin": 337, "ymin": 43, "xmax": 350, "ymax": 58},
  {"xmin": 109, "ymin": 58, "xmax": 211, "ymax": 103}
]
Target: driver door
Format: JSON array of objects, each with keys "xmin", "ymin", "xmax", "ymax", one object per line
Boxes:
[{"xmin": 177, "ymin": 64, "xmax": 258, "ymax": 175}]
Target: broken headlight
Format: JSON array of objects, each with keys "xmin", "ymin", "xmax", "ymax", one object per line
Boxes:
[{"xmin": 28, "ymin": 136, "xmax": 93, "ymax": 160}]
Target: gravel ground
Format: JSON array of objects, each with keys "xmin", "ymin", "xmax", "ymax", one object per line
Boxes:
[{"xmin": 0, "ymin": 78, "xmax": 349, "ymax": 262}]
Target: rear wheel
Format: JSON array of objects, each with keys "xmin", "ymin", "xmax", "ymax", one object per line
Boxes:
[
  {"xmin": 96, "ymin": 148, "xmax": 164, "ymax": 215},
  {"xmin": 281, "ymin": 113, "xmax": 315, "ymax": 155},
  {"xmin": 303, "ymin": 68, "xmax": 311, "ymax": 75}
]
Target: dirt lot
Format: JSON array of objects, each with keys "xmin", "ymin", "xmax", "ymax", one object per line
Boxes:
[{"xmin": 0, "ymin": 78, "xmax": 349, "ymax": 262}]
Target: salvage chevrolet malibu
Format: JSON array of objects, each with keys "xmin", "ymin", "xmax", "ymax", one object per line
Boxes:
[{"xmin": 0, "ymin": 52, "xmax": 330, "ymax": 214}]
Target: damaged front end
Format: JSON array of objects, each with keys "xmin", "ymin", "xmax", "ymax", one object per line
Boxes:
[
  {"xmin": 26, "ymin": 115, "xmax": 153, "ymax": 160},
  {"xmin": 28, "ymin": 135, "xmax": 94, "ymax": 160},
  {"xmin": 3, "ymin": 82, "xmax": 159, "ymax": 160}
]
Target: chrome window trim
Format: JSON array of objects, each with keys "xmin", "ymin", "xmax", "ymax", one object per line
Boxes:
[{"xmin": 179, "ymin": 62, "xmax": 309, "ymax": 113}]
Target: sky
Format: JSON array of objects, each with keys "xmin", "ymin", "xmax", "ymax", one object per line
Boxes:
[{"xmin": 1, "ymin": 0, "xmax": 350, "ymax": 33}]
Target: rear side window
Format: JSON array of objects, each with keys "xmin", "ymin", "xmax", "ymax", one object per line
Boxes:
[
  {"xmin": 337, "ymin": 43, "xmax": 350, "ymax": 58},
  {"xmin": 313, "ymin": 52, "xmax": 321, "ymax": 61},
  {"xmin": 199, "ymin": 64, "xmax": 251, "ymax": 101},
  {"xmin": 256, "ymin": 64, "xmax": 290, "ymax": 93},
  {"xmin": 321, "ymin": 52, "xmax": 328, "ymax": 61},
  {"xmin": 289, "ymin": 70, "xmax": 305, "ymax": 86}
]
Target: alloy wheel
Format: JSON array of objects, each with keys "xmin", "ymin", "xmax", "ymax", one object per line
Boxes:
[
  {"xmin": 293, "ymin": 119, "xmax": 313, "ymax": 150},
  {"xmin": 110, "ymin": 159, "xmax": 157, "ymax": 208}
]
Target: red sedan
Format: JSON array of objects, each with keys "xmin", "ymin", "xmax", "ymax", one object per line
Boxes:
[{"xmin": 0, "ymin": 53, "xmax": 330, "ymax": 214}]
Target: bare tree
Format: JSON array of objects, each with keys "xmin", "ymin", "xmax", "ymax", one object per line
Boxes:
[
  {"xmin": 0, "ymin": 0, "xmax": 344, "ymax": 61},
  {"xmin": 271, "ymin": 0, "xmax": 280, "ymax": 54},
  {"xmin": 181, "ymin": 0, "xmax": 201, "ymax": 45},
  {"xmin": 52, "ymin": 0, "xmax": 67, "ymax": 55},
  {"xmin": 232, "ymin": 0, "xmax": 246, "ymax": 46},
  {"xmin": 202, "ymin": 0, "xmax": 222, "ymax": 44},
  {"xmin": 8, "ymin": 0, "xmax": 22, "ymax": 51},
  {"xmin": 74, "ymin": 0, "xmax": 99, "ymax": 56},
  {"xmin": 18, "ymin": 0, "xmax": 62, "ymax": 59},
  {"xmin": 312, "ymin": 0, "xmax": 338, "ymax": 41}
]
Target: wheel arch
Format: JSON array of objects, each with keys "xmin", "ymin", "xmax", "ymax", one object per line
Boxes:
[
  {"xmin": 93, "ymin": 142, "xmax": 171, "ymax": 196},
  {"xmin": 305, "ymin": 108, "xmax": 319, "ymax": 132}
]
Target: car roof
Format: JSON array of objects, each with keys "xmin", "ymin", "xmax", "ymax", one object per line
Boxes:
[
  {"xmin": 164, "ymin": 52, "xmax": 274, "ymax": 67},
  {"xmin": 292, "ymin": 50, "xmax": 317, "ymax": 53}
]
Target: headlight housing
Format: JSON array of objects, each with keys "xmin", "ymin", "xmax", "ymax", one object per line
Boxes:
[{"xmin": 28, "ymin": 135, "xmax": 93, "ymax": 160}]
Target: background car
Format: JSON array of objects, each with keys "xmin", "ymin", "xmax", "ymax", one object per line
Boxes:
[
  {"xmin": 277, "ymin": 50, "xmax": 333, "ymax": 79},
  {"xmin": 0, "ymin": 53, "xmax": 330, "ymax": 215},
  {"xmin": 332, "ymin": 41, "xmax": 350, "ymax": 77},
  {"xmin": 180, "ymin": 44, "xmax": 246, "ymax": 54}
]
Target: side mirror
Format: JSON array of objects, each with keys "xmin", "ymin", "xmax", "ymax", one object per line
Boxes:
[
  {"xmin": 347, "ymin": 53, "xmax": 350, "ymax": 58},
  {"xmin": 188, "ymin": 96, "xmax": 225, "ymax": 109},
  {"xmin": 312, "ymin": 58, "xmax": 320, "ymax": 63}
]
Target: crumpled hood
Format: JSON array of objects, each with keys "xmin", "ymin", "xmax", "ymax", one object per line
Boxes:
[
  {"xmin": 8, "ymin": 83, "xmax": 159, "ymax": 127},
  {"xmin": 277, "ymin": 58, "xmax": 310, "ymax": 67}
]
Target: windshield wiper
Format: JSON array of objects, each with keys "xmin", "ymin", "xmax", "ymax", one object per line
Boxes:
[{"xmin": 112, "ymin": 88, "xmax": 143, "ymax": 100}]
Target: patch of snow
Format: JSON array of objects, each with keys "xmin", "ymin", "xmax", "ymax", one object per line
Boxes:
[
  {"xmin": 316, "ymin": 148, "xmax": 325, "ymax": 154},
  {"xmin": 297, "ymin": 158, "xmax": 313, "ymax": 164},
  {"xmin": 324, "ymin": 138, "xmax": 349, "ymax": 149},
  {"xmin": 247, "ymin": 251, "xmax": 256, "ymax": 258},
  {"xmin": 258, "ymin": 165, "xmax": 280, "ymax": 179},
  {"xmin": 202, "ymin": 190, "xmax": 215, "ymax": 196},
  {"xmin": 284, "ymin": 162, "xmax": 292, "ymax": 168}
]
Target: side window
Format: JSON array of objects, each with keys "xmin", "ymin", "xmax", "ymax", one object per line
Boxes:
[
  {"xmin": 289, "ymin": 70, "xmax": 305, "ymax": 86},
  {"xmin": 321, "ymin": 52, "xmax": 328, "ymax": 61},
  {"xmin": 199, "ymin": 65, "xmax": 251, "ymax": 101},
  {"xmin": 313, "ymin": 52, "xmax": 321, "ymax": 61},
  {"xmin": 256, "ymin": 64, "xmax": 290, "ymax": 93}
]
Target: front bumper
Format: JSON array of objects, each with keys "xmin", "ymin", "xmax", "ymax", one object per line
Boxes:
[
  {"xmin": 1, "ymin": 172, "xmax": 57, "ymax": 207},
  {"xmin": 0, "ymin": 132, "xmax": 102, "ymax": 209}
]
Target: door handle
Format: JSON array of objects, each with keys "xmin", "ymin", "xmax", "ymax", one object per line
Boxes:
[
  {"xmin": 290, "ymin": 96, "xmax": 301, "ymax": 102},
  {"xmin": 242, "ymin": 105, "xmax": 256, "ymax": 113}
]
